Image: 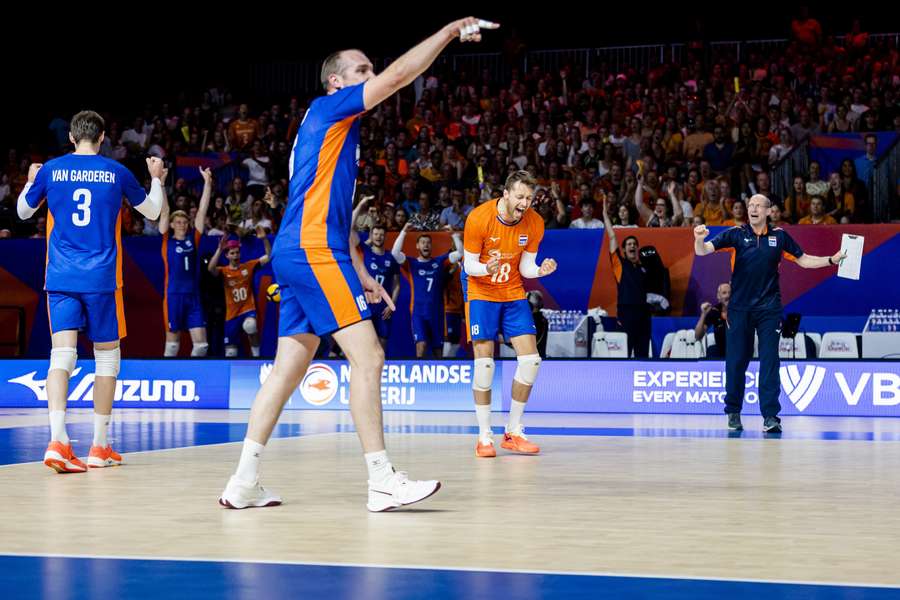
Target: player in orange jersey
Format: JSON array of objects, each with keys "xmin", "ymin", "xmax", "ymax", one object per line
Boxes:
[
  {"xmin": 208, "ymin": 226, "xmax": 271, "ymax": 357},
  {"xmin": 463, "ymin": 170, "xmax": 557, "ymax": 458}
]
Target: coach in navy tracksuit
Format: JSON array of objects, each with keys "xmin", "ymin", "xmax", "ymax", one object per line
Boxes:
[{"xmin": 693, "ymin": 194, "xmax": 845, "ymax": 433}]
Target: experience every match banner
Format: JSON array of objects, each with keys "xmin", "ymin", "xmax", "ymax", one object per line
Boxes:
[
  {"xmin": 1, "ymin": 359, "xmax": 898, "ymax": 417},
  {"xmin": 514, "ymin": 361, "xmax": 900, "ymax": 417}
]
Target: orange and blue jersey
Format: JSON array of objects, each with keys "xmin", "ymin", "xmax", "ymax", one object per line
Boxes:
[
  {"xmin": 274, "ymin": 82, "xmax": 367, "ymax": 257},
  {"xmin": 271, "ymin": 82, "xmax": 371, "ymax": 337},
  {"xmin": 444, "ymin": 263, "xmax": 464, "ymax": 314},
  {"xmin": 463, "ymin": 199, "xmax": 545, "ymax": 303},
  {"xmin": 219, "ymin": 259, "xmax": 260, "ymax": 321},
  {"xmin": 463, "ymin": 200, "xmax": 543, "ymax": 342},
  {"xmin": 23, "ymin": 154, "xmax": 146, "ymax": 293}
]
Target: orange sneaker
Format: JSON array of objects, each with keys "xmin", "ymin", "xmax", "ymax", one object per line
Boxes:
[
  {"xmin": 501, "ymin": 426, "xmax": 540, "ymax": 454},
  {"xmin": 87, "ymin": 445, "xmax": 123, "ymax": 468},
  {"xmin": 475, "ymin": 438, "xmax": 496, "ymax": 458},
  {"xmin": 43, "ymin": 441, "xmax": 87, "ymax": 473}
]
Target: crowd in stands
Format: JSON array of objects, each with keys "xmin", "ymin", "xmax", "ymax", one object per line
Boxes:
[{"xmin": 1, "ymin": 19, "xmax": 897, "ymax": 244}]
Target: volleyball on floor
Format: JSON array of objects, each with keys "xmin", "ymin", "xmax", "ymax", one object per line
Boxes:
[{"xmin": 266, "ymin": 284, "xmax": 281, "ymax": 302}]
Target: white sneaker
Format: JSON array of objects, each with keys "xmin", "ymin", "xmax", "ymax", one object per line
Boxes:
[
  {"xmin": 218, "ymin": 475, "xmax": 282, "ymax": 509},
  {"xmin": 367, "ymin": 471, "xmax": 441, "ymax": 512}
]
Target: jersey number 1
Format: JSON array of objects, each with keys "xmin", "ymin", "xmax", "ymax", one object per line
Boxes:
[{"xmin": 72, "ymin": 189, "xmax": 91, "ymax": 227}]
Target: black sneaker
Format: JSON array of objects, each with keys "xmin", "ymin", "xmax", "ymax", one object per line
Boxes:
[
  {"xmin": 727, "ymin": 413, "xmax": 743, "ymax": 431},
  {"xmin": 763, "ymin": 417, "xmax": 782, "ymax": 433}
]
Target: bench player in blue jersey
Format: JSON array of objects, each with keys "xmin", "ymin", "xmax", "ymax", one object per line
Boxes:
[
  {"xmin": 351, "ymin": 196, "xmax": 400, "ymax": 351},
  {"xmin": 17, "ymin": 110, "xmax": 164, "ymax": 473},
  {"xmin": 220, "ymin": 17, "xmax": 499, "ymax": 512},
  {"xmin": 158, "ymin": 166, "xmax": 212, "ymax": 357},
  {"xmin": 391, "ymin": 223, "xmax": 463, "ymax": 358},
  {"xmin": 360, "ymin": 224, "xmax": 400, "ymax": 350}
]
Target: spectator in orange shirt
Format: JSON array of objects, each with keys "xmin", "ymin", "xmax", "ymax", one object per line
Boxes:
[
  {"xmin": 226, "ymin": 104, "xmax": 261, "ymax": 151},
  {"xmin": 798, "ymin": 196, "xmax": 837, "ymax": 224}
]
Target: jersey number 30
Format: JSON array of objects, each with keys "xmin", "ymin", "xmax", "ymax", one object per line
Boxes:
[{"xmin": 72, "ymin": 189, "xmax": 91, "ymax": 227}]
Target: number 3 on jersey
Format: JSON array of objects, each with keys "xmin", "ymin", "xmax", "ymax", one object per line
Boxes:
[
  {"xmin": 490, "ymin": 262, "xmax": 511, "ymax": 284},
  {"xmin": 72, "ymin": 188, "xmax": 91, "ymax": 226}
]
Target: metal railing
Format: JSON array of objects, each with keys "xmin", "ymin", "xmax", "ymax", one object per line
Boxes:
[
  {"xmin": 771, "ymin": 140, "xmax": 811, "ymax": 201},
  {"xmin": 871, "ymin": 136, "xmax": 900, "ymax": 223},
  {"xmin": 248, "ymin": 32, "xmax": 899, "ymax": 95}
]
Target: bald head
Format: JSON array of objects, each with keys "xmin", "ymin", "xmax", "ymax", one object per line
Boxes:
[
  {"xmin": 747, "ymin": 194, "xmax": 771, "ymax": 227},
  {"xmin": 320, "ymin": 49, "xmax": 373, "ymax": 92}
]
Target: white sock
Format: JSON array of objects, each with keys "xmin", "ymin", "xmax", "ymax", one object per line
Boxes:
[
  {"xmin": 49, "ymin": 410, "xmax": 69, "ymax": 444},
  {"xmin": 507, "ymin": 400, "xmax": 527, "ymax": 433},
  {"xmin": 164, "ymin": 342, "xmax": 179, "ymax": 357},
  {"xmin": 235, "ymin": 438, "xmax": 265, "ymax": 483},
  {"xmin": 250, "ymin": 346, "xmax": 260, "ymax": 357},
  {"xmin": 93, "ymin": 413, "xmax": 110, "ymax": 447},
  {"xmin": 475, "ymin": 404, "xmax": 492, "ymax": 440},
  {"xmin": 364, "ymin": 450, "xmax": 394, "ymax": 484}
]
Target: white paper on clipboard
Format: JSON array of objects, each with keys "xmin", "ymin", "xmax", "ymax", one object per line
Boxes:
[{"xmin": 837, "ymin": 233, "xmax": 864, "ymax": 280}]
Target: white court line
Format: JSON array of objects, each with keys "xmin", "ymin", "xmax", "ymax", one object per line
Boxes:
[{"xmin": 0, "ymin": 551, "xmax": 898, "ymax": 590}]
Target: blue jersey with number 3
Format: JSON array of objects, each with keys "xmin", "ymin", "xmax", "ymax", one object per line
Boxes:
[{"xmin": 24, "ymin": 154, "xmax": 147, "ymax": 292}]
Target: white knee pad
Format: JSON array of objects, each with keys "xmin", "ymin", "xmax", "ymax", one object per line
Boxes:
[
  {"xmin": 513, "ymin": 354, "xmax": 541, "ymax": 386},
  {"xmin": 191, "ymin": 342, "xmax": 209, "ymax": 357},
  {"xmin": 242, "ymin": 317, "xmax": 258, "ymax": 335},
  {"xmin": 224, "ymin": 346, "xmax": 238, "ymax": 357},
  {"xmin": 472, "ymin": 357, "xmax": 494, "ymax": 391},
  {"xmin": 164, "ymin": 342, "xmax": 179, "ymax": 357},
  {"xmin": 94, "ymin": 347, "xmax": 121, "ymax": 377},
  {"xmin": 49, "ymin": 347, "xmax": 77, "ymax": 375}
]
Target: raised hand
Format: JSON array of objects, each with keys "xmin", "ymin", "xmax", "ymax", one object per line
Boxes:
[
  {"xmin": 538, "ymin": 258, "xmax": 558, "ymax": 276},
  {"xmin": 27, "ymin": 163, "xmax": 42, "ymax": 183}
]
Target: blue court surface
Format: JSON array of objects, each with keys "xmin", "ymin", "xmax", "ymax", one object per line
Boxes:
[
  {"xmin": 2, "ymin": 409, "xmax": 900, "ymax": 599},
  {"xmin": 3, "ymin": 554, "xmax": 900, "ymax": 600}
]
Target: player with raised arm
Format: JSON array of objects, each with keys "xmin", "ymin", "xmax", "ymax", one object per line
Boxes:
[
  {"xmin": 391, "ymin": 223, "xmax": 463, "ymax": 358},
  {"xmin": 208, "ymin": 226, "xmax": 272, "ymax": 357},
  {"xmin": 159, "ymin": 166, "xmax": 212, "ymax": 357},
  {"xmin": 17, "ymin": 110, "xmax": 164, "ymax": 472},
  {"xmin": 219, "ymin": 17, "xmax": 499, "ymax": 511}
]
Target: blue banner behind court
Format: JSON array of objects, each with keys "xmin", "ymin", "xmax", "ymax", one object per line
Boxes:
[
  {"xmin": 0, "ymin": 360, "xmax": 230, "ymax": 409},
  {"xmin": 229, "ymin": 360, "xmax": 502, "ymax": 411},
  {"xmin": 2, "ymin": 359, "xmax": 899, "ymax": 416},
  {"xmin": 512, "ymin": 361, "xmax": 900, "ymax": 416}
]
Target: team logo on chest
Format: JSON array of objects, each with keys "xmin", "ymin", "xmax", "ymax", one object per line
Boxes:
[
  {"xmin": 518, "ymin": 234, "xmax": 528, "ymax": 246},
  {"xmin": 768, "ymin": 236, "xmax": 777, "ymax": 247}
]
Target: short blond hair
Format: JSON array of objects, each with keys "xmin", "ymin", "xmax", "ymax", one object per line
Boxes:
[{"xmin": 504, "ymin": 170, "xmax": 537, "ymax": 192}]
